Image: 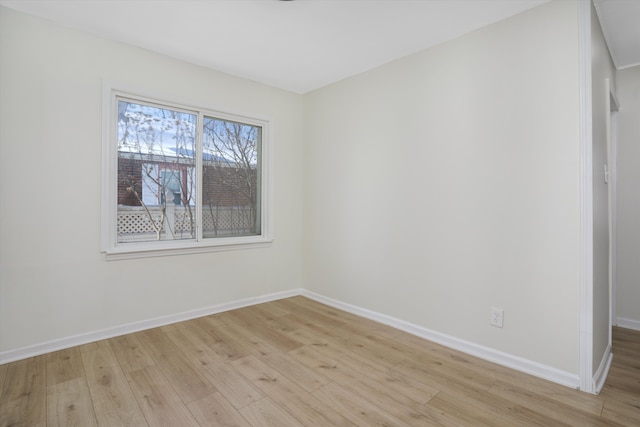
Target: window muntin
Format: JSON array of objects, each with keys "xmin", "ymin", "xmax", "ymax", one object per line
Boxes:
[{"xmin": 104, "ymin": 88, "xmax": 270, "ymax": 258}]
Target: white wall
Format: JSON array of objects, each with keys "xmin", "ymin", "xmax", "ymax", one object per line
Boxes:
[
  {"xmin": 615, "ymin": 65, "xmax": 640, "ymax": 330},
  {"xmin": 0, "ymin": 7, "xmax": 304, "ymax": 355},
  {"xmin": 303, "ymin": 0, "xmax": 581, "ymax": 374}
]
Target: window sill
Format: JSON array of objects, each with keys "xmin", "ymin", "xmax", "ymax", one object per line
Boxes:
[{"xmin": 104, "ymin": 237, "xmax": 273, "ymax": 261}]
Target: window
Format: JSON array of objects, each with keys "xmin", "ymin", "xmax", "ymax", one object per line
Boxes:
[{"xmin": 102, "ymin": 85, "xmax": 271, "ymax": 259}]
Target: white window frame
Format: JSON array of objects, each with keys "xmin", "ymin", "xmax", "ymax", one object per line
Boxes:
[{"xmin": 102, "ymin": 81, "xmax": 272, "ymax": 260}]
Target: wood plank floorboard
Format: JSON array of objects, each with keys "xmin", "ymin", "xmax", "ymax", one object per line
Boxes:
[
  {"xmin": 80, "ymin": 341, "xmax": 148, "ymax": 427},
  {"xmin": 46, "ymin": 377, "xmax": 97, "ymax": 427},
  {"xmin": 1, "ymin": 296, "xmax": 639, "ymax": 426}
]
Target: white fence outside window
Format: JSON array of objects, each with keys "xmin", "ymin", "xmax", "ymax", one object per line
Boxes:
[{"xmin": 117, "ymin": 205, "xmax": 255, "ymax": 241}]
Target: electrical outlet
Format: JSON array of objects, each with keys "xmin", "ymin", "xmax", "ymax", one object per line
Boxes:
[{"xmin": 491, "ymin": 307, "xmax": 504, "ymax": 328}]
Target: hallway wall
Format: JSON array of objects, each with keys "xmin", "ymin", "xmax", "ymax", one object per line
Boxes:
[{"xmin": 615, "ymin": 65, "xmax": 640, "ymax": 330}]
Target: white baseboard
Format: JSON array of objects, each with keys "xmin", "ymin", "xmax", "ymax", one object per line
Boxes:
[
  {"xmin": 300, "ymin": 290, "xmax": 581, "ymax": 389},
  {"xmin": 0, "ymin": 288, "xmax": 303, "ymax": 365},
  {"xmin": 614, "ymin": 317, "xmax": 640, "ymax": 331},
  {"xmin": 592, "ymin": 344, "xmax": 613, "ymax": 394}
]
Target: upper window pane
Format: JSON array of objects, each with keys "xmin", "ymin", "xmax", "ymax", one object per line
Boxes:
[
  {"xmin": 117, "ymin": 99, "xmax": 197, "ymax": 243},
  {"xmin": 202, "ymin": 117, "xmax": 261, "ymax": 238}
]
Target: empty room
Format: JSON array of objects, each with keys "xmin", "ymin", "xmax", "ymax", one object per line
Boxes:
[{"xmin": 1, "ymin": 0, "xmax": 639, "ymax": 425}]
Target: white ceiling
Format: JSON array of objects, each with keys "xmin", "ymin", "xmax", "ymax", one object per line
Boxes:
[
  {"xmin": 0, "ymin": 0, "xmax": 637, "ymax": 93},
  {"xmin": 594, "ymin": 0, "xmax": 640, "ymax": 70}
]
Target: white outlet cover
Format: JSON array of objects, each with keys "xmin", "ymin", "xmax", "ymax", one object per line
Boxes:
[{"xmin": 491, "ymin": 307, "xmax": 504, "ymax": 328}]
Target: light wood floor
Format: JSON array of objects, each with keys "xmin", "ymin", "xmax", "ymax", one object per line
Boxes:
[{"xmin": 1, "ymin": 296, "xmax": 639, "ymax": 426}]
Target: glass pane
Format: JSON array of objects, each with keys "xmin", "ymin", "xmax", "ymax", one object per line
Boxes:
[
  {"xmin": 116, "ymin": 99, "xmax": 196, "ymax": 243},
  {"xmin": 202, "ymin": 117, "xmax": 261, "ymax": 238}
]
